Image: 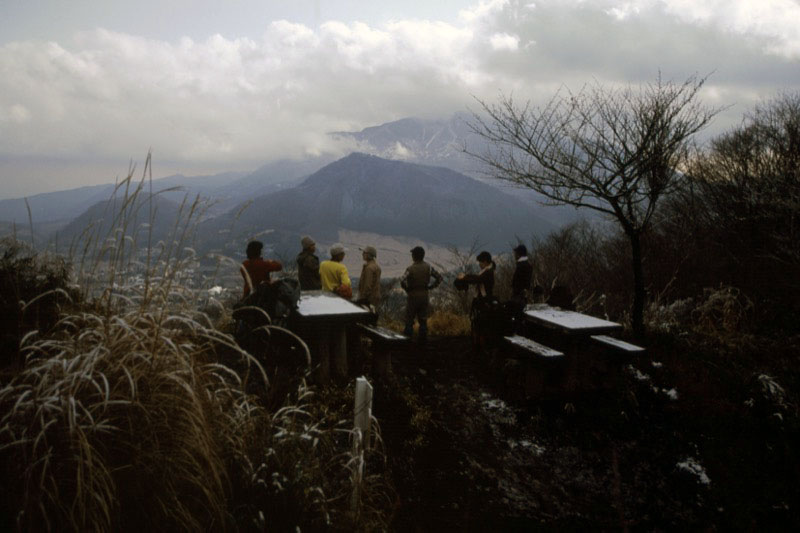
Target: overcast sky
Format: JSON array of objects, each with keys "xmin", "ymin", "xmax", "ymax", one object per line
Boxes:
[{"xmin": 1, "ymin": 0, "xmax": 799, "ymax": 198}]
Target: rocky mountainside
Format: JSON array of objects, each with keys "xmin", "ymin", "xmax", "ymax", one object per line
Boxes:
[
  {"xmin": 331, "ymin": 113, "xmax": 481, "ymax": 176},
  {"xmin": 200, "ymin": 152, "xmax": 554, "ymax": 256}
]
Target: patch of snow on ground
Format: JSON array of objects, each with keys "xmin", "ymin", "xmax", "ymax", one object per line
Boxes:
[
  {"xmin": 479, "ymin": 391, "xmax": 519, "ymax": 433},
  {"xmin": 508, "ymin": 438, "xmax": 546, "ymax": 456},
  {"xmin": 663, "ymin": 388, "xmax": 679, "ymax": 400},
  {"xmin": 627, "ymin": 365, "xmax": 651, "ymax": 381},
  {"xmin": 677, "ymin": 457, "xmax": 711, "ymax": 485},
  {"xmin": 480, "ymin": 393, "xmax": 516, "ymax": 419},
  {"xmin": 481, "ymin": 392, "xmax": 507, "ymax": 411}
]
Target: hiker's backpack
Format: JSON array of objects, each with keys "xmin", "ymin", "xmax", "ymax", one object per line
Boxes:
[
  {"xmin": 241, "ymin": 278, "xmax": 300, "ymax": 323},
  {"xmin": 269, "ymin": 278, "xmax": 301, "ymax": 320}
]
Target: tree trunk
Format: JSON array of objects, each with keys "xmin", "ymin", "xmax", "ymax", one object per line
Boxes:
[{"xmin": 629, "ymin": 231, "xmax": 646, "ymax": 339}]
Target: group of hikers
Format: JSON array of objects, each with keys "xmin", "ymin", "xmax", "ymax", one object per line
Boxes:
[{"xmin": 240, "ymin": 235, "xmax": 536, "ymax": 344}]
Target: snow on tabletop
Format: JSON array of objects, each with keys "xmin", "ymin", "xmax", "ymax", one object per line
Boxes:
[
  {"xmin": 525, "ymin": 304, "xmax": 621, "ymax": 331},
  {"xmin": 297, "ymin": 292, "xmax": 370, "ymax": 317}
]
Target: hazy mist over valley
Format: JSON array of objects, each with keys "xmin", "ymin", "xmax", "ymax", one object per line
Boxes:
[{"xmin": 1, "ymin": 115, "xmax": 580, "ymax": 269}]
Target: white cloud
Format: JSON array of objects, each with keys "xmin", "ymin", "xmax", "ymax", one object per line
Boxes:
[
  {"xmin": 0, "ymin": 104, "xmax": 31, "ymax": 124},
  {"xmin": 490, "ymin": 32, "xmax": 520, "ymax": 50},
  {"xmin": 606, "ymin": 3, "xmax": 641, "ymax": 21},
  {"xmin": 600, "ymin": 0, "xmax": 800, "ymax": 58},
  {"xmin": 0, "ymin": 0, "xmax": 798, "ymax": 196},
  {"xmin": 663, "ymin": 0, "xmax": 800, "ymax": 58},
  {"xmin": 459, "ymin": 0, "xmax": 510, "ymax": 23}
]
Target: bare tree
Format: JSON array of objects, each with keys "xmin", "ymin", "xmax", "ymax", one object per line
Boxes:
[
  {"xmin": 688, "ymin": 91, "xmax": 800, "ymax": 301},
  {"xmin": 469, "ymin": 74, "xmax": 720, "ymax": 336}
]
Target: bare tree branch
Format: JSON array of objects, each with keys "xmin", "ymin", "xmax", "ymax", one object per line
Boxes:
[{"xmin": 466, "ymin": 74, "xmax": 722, "ymax": 336}]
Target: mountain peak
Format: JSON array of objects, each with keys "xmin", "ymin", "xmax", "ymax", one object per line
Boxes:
[
  {"xmin": 207, "ymin": 153, "xmax": 553, "ymax": 253},
  {"xmin": 329, "ymin": 113, "xmax": 483, "ymax": 176}
]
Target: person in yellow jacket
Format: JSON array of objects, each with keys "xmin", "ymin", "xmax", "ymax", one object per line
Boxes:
[{"xmin": 319, "ymin": 243, "xmax": 352, "ymax": 298}]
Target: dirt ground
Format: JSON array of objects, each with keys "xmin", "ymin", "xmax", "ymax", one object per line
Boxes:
[{"xmin": 368, "ymin": 336, "xmax": 799, "ymax": 531}]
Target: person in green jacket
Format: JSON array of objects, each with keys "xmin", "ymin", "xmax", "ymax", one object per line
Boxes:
[
  {"xmin": 357, "ymin": 245, "xmax": 382, "ymax": 315},
  {"xmin": 296, "ymin": 235, "xmax": 321, "ymax": 290},
  {"xmin": 401, "ymin": 246, "xmax": 442, "ymax": 343}
]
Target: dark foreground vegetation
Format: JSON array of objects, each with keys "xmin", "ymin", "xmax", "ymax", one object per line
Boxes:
[{"xmin": 0, "ymin": 90, "xmax": 798, "ymax": 531}]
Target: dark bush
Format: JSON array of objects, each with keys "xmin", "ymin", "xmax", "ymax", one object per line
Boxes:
[
  {"xmin": 528, "ymin": 220, "xmax": 631, "ymax": 319},
  {"xmin": 0, "ymin": 238, "xmax": 72, "ymax": 370},
  {"xmin": 642, "ymin": 92, "xmax": 800, "ymax": 329}
]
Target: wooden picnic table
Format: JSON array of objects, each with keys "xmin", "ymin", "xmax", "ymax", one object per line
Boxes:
[
  {"xmin": 520, "ymin": 303, "xmax": 625, "ymax": 393},
  {"xmin": 290, "ymin": 291, "xmax": 372, "ymax": 383},
  {"xmin": 523, "ymin": 303, "xmax": 622, "ymax": 336}
]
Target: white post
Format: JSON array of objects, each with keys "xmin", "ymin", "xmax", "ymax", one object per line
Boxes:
[
  {"xmin": 354, "ymin": 376, "xmax": 373, "ymax": 447},
  {"xmin": 351, "ymin": 376, "xmax": 373, "ymax": 517}
]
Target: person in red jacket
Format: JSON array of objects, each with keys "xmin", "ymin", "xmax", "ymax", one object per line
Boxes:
[{"xmin": 240, "ymin": 240, "xmax": 282, "ymax": 298}]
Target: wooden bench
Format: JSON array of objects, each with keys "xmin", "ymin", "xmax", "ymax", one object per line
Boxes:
[
  {"xmin": 358, "ymin": 324, "xmax": 409, "ymax": 378},
  {"xmin": 590, "ymin": 335, "xmax": 645, "ymax": 359},
  {"xmin": 504, "ymin": 335, "xmax": 564, "ymax": 360},
  {"xmin": 504, "ymin": 335, "xmax": 565, "ymax": 398},
  {"xmin": 582, "ymin": 335, "xmax": 645, "ymax": 389}
]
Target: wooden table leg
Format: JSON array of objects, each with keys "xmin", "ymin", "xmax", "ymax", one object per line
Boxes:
[
  {"xmin": 332, "ymin": 328, "xmax": 348, "ymax": 379},
  {"xmin": 315, "ymin": 338, "xmax": 331, "ymax": 384},
  {"xmin": 373, "ymin": 345, "xmax": 392, "ymax": 379},
  {"xmin": 348, "ymin": 325, "xmax": 363, "ymax": 375},
  {"xmin": 304, "ymin": 323, "xmax": 330, "ymax": 385},
  {"xmin": 525, "ymin": 362, "xmax": 545, "ymax": 399}
]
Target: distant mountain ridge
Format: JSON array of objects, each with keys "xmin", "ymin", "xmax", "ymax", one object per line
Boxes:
[
  {"xmin": 54, "ymin": 193, "xmax": 187, "ymax": 253},
  {"xmin": 0, "ymin": 171, "xmax": 246, "ymax": 227},
  {"xmin": 2, "ymin": 115, "xmax": 589, "ymax": 251},
  {"xmin": 331, "ymin": 114, "xmax": 587, "ymax": 228},
  {"xmin": 200, "ymin": 152, "xmax": 554, "ymax": 255}
]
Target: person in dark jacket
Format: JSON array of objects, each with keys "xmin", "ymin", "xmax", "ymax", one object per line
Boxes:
[
  {"xmin": 457, "ymin": 250, "xmax": 496, "ymax": 301},
  {"xmin": 457, "ymin": 251, "xmax": 498, "ymax": 349},
  {"xmin": 510, "ymin": 244, "xmax": 533, "ymax": 307},
  {"xmin": 241, "ymin": 240, "xmax": 282, "ymax": 298},
  {"xmin": 296, "ymin": 235, "xmax": 321, "ymax": 290},
  {"xmin": 401, "ymin": 246, "xmax": 442, "ymax": 343}
]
